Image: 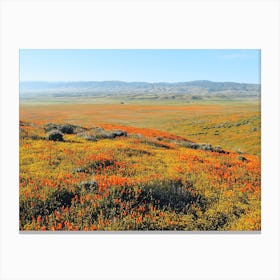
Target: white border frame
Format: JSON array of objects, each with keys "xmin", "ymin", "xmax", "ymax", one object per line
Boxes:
[{"xmin": 1, "ymin": 0, "xmax": 280, "ymax": 279}]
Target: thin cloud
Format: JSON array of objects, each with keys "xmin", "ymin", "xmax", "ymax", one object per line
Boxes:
[{"xmin": 215, "ymin": 53, "xmax": 250, "ymax": 59}]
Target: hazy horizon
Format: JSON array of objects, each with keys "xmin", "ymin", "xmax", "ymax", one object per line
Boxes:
[{"xmin": 20, "ymin": 79, "xmax": 260, "ymax": 85}]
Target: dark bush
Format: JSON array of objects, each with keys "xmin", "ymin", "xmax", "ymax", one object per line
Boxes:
[
  {"xmin": 20, "ymin": 198, "xmax": 45, "ymax": 224},
  {"xmin": 19, "ymin": 188, "xmax": 77, "ymax": 225},
  {"xmin": 112, "ymin": 130, "xmax": 127, "ymax": 137},
  {"xmin": 136, "ymin": 179, "xmax": 208, "ymax": 213},
  {"xmin": 238, "ymin": 155, "xmax": 248, "ymax": 162},
  {"xmin": 48, "ymin": 130, "xmax": 64, "ymax": 141},
  {"xmin": 45, "ymin": 188, "xmax": 77, "ymax": 212},
  {"xmin": 45, "ymin": 123, "xmax": 87, "ymax": 134},
  {"xmin": 60, "ymin": 124, "xmax": 74, "ymax": 134},
  {"xmin": 211, "ymin": 146, "xmax": 227, "ymax": 154}
]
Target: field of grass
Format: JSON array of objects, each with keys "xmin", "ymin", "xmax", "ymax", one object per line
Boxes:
[{"xmin": 19, "ymin": 98, "xmax": 261, "ymax": 231}]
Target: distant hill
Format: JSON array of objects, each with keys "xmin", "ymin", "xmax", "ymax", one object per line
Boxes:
[{"xmin": 19, "ymin": 80, "xmax": 260, "ymax": 100}]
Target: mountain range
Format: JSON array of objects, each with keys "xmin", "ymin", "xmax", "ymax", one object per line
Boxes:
[{"xmin": 19, "ymin": 80, "xmax": 260, "ymax": 99}]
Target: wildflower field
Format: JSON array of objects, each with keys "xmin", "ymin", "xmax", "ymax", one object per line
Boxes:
[{"xmin": 19, "ymin": 99, "xmax": 261, "ymax": 231}]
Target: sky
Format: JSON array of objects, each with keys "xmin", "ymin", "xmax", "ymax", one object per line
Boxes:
[{"xmin": 20, "ymin": 49, "xmax": 260, "ymax": 84}]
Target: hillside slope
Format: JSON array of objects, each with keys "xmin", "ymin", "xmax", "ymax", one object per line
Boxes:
[{"xmin": 19, "ymin": 121, "xmax": 261, "ymax": 231}]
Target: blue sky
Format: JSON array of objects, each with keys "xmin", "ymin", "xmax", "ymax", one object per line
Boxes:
[{"xmin": 20, "ymin": 49, "xmax": 260, "ymax": 84}]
